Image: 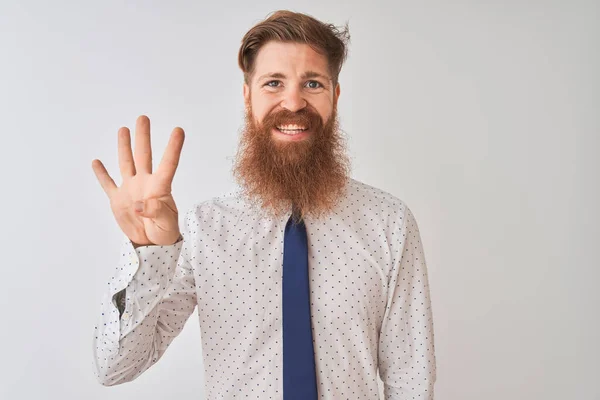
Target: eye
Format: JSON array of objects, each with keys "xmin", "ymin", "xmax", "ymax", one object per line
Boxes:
[
  {"xmin": 264, "ymin": 80, "xmax": 281, "ymax": 88},
  {"xmin": 306, "ymin": 80, "xmax": 322, "ymax": 89}
]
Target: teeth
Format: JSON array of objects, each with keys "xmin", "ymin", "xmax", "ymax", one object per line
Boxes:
[{"xmin": 277, "ymin": 124, "xmax": 307, "ymax": 130}]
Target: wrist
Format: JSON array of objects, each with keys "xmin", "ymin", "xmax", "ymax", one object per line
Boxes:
[
  {"xmin": 130, "ymin": 233, "xmax": 182, "ymax": 249},
  {"xmin": 172, "ymin": 234, "xmax": 183, "ymax": 245}
]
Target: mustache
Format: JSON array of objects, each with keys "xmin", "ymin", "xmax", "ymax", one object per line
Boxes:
[{"xmin": 259, "ymin": 108, "xmax": 324, "ymax": 131}]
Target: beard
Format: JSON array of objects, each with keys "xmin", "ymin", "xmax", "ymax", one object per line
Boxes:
[{"xmin": 232, "ymin": 102, "xmax": 351, "ymax": 221}]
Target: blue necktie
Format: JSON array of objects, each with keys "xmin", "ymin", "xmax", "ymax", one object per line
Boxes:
[{"xmin": 282, "ymin": 209, "xmax": 318, "ymax": 399}]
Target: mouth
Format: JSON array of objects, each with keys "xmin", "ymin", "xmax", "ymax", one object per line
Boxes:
[{"xmin": 273, "ymin": 124, "xmax": 311, "ymax": 140}]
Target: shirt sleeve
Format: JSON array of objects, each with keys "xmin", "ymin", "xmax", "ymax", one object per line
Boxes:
[
  {"xmin": 378, "ymin": 205, "xmax": 437, "ymax": 399},
  {"xmin": 92, "ymin": 210, "xmax": 198, "ymax": 386}
]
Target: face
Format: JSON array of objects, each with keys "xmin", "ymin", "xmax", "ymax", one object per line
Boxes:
[
  {"xmin": 233, "ymin": 40, "xmax": 350, "ymax": 220},
  {"xmin": 243, "ymin": 41, "xmax": 341, "ymax": 142}
]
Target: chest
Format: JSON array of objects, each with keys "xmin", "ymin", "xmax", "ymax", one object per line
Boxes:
[{"xmin": 192, "ymin": 218, "xmax": 391, "ymax": 329}]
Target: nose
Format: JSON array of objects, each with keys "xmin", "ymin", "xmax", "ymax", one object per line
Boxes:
[{"xmin": 280, "ymin": 87, "xmax": 307, "ymax": 112}]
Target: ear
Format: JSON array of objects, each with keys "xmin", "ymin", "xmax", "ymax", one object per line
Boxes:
[
  {"xmin": 333, "ymin": 82, "xmax": 341, "ymax": 107},
  {"xmin": 243, "ymin": 82, "xmax": 250, "ymax": 108}
]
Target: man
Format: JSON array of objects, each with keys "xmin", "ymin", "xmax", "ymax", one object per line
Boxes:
[{"xmin": 91, "ymin": 10, "xmax": 436, "ymax": 400}]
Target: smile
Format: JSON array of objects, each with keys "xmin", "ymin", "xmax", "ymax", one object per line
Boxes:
[
  {"xmin": 276, "ymin": 124, "xmax": 309, "ymax": 135},
  {"xmin": 272, "ymin": 126, "xmax": 311, "ymax": 140}
]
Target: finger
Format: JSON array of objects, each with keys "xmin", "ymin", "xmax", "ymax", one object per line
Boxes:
[
  {"xmin": 134, "ymin": 115, "xmax": 153, "ymax": 174},
  {"xmin": 91, "ymin": 159, "xmax": 117, "ymax": 198},
  {"xmin": 117, "ymin": 126, "xmax": 136, "ymax": 177},
  {"xmin": 156, "ymin": 127, "xmax": 185, "ymax": 183}
]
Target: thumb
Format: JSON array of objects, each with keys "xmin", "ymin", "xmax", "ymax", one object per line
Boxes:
[{"xmin": 134, "ymin": 198, "xmax": 161, "ymax": 219}]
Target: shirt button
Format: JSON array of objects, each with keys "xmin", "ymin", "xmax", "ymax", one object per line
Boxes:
[{"xmin": 122, "ymin": 312, "xmax": 129, "ymax": 320}]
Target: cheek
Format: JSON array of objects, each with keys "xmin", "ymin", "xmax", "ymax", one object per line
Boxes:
[
  {"xmin": 251, "ymin": 96, "xmax": 273, "ymax": 124},
  {"xmin": 315, "ymin": 100, "xmax": 333, "ymax": 123}
]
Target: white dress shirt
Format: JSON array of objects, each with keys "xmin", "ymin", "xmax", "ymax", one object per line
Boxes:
[{"xmin": 92, "ymin": 177, "xmax": 436, "ymax": 399}]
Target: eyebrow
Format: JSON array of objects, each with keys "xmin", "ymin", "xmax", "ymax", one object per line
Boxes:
[{"xmin": 257, "ymin": 71, "xmax": 331, "ymax": 82}]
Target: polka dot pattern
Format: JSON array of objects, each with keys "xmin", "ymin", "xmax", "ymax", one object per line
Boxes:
[{"xmin": 92, "ymin": 178, "xmax": 436, "ymax": 399}]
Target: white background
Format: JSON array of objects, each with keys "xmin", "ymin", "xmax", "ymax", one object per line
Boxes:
[{"xmin": 0, "ymin": 1, "xmax": 598, "ymax": 399}]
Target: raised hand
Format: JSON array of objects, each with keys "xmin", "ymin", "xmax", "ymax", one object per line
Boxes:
[{"xmin": 92, "ymin": 115, "xmax": 185, "ymax": 246}]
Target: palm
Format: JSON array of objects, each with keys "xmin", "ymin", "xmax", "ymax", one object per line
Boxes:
[
  {"xmin": 92, "ymin": 115, "xmax": 185, "ymax": 246},
  {"xmin": 109, "ymin": 173, "xmax": 177, "ymax": 245}
]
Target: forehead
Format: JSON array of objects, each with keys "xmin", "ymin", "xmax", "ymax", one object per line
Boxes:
[{"xmin": 252, "ymin": 41, "xmax": 330, "ymax": 81}]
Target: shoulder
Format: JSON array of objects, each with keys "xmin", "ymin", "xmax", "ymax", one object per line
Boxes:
[
  {"xmin": 345, "ymin": 177, "xmax": 410, "ymax": 219},
  {"xmin": 342, "ymin": 178, "xmax": 423, "ymax": 259},
  {"xmin": 343, "ymin": 178, "xmax": 425, "ymax": 238},
  {"xmin": 183, "ymin": 187, "xmax": 249, "ymax": 222}
]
